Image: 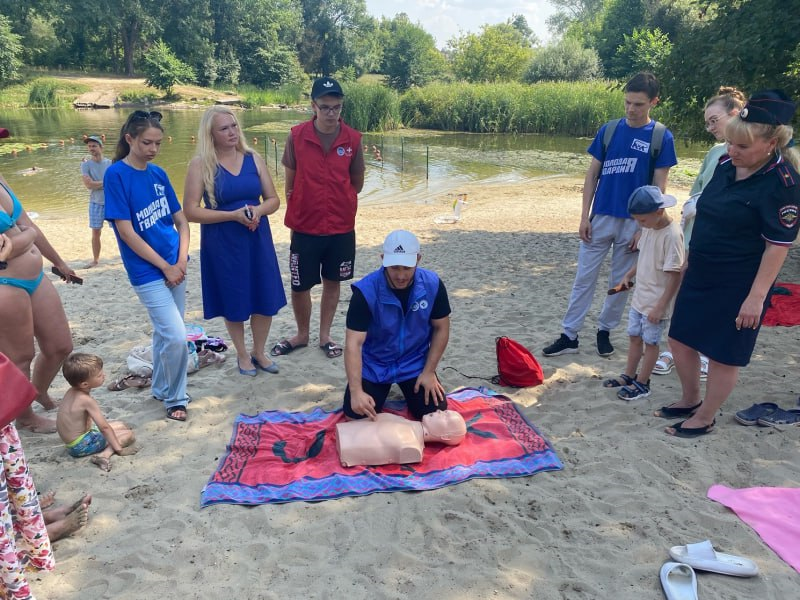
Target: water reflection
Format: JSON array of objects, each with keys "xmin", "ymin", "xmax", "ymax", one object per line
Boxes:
[{"xmin": 0, "ymin": 108, "xmax": 709, "ymax": 217}]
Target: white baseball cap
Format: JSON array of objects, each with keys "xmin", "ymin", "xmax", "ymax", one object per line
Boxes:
[{"xmin": 382, "ymin": 230, "xmax": 420, "ymax": 267}]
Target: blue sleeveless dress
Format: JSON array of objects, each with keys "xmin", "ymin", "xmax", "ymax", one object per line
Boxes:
[{"xmin": 200, "ymin": 153, "xmax": 286, "ymax": 321}]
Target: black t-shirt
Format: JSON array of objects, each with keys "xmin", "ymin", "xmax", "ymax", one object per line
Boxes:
[{"xmin": 346, "ymin": 276, "xmax": 451, "ymax": 332}]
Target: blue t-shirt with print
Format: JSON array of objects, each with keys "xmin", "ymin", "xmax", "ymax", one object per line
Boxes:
[
  {"xmin": 104, "ymin": 161, "xmax": 181, "ymax": 286},
  {"xmin": 587, "ymin": 119, "xmax": 678, "ymax": 219}
]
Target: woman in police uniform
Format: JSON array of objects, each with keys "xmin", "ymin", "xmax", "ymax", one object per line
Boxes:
[{"xmin": 655, "ymin": 90, "xmax": 800, "ymax": 437}]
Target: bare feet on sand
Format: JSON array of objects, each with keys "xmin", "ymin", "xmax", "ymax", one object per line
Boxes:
[
  {"xmin": 16, "ymin": 413, "xmax": 58, "ymax": 434},
  {"xmin": 45, "ymin": 495, "xmax": 91, "ymax": 541},
  {"xmin": 44, "ymin": 494, "xmax": 92, "ymax": 523},
  {"xmin": 39, "ymin": 489, "xmax": 57, "ymax": 510},
  {"xmin": 91, "ymin": 456, "xmax": 112, "ymax": 471},
  {"xmin": 84, "ymin": 261, "xmax": 98, "ymax": 269}
]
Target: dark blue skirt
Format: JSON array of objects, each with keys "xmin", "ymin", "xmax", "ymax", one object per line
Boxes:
[{"xmin": 669, "ymin": 254, "xmax": 771, "ymax": 367}]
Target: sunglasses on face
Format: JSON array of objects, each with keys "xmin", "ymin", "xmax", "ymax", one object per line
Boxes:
[{"xmin": 131, "ymin": 110, "xmax": 163, "ymax": 122}]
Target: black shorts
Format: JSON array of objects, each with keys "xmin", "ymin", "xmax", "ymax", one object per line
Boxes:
[
  {"xmin": 289, "ymin": 231, "xmax": 355, "ymax": 292},
  {"xmin": 343, "ymin": 376, "xmax": 447, "ymax": 420}
]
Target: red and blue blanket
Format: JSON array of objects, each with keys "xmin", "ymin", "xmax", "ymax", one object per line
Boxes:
[{"xmin": 201, "ymin": 387, "xmax": 562, "ymax": 506}]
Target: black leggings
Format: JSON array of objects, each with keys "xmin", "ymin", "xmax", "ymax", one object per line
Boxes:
[{"xmin": 343, "ymin": 376, "xmax": 447, "ymax": 420}]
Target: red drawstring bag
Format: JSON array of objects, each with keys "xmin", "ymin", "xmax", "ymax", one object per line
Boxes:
[
  {"xmin": 0, "ymin": 352, "xmax": 37, "ymax": 428},
  {"xmin": 494, "ymin": 336, "xmax": 544, "ymax": 388}
]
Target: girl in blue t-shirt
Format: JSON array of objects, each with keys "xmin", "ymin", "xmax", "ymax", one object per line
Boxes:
[{"xmin": 104, "ymin": 111, "xmax": 191, "ymax": 421}]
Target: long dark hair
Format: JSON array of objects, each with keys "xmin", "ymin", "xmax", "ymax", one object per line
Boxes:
[{"xmin": 113, "ymin": 111, "xmax": 164, "ymax": 163}]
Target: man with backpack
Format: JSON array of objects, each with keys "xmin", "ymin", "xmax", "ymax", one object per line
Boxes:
[{"xmin": 543, "ymin": 72, "xmax": 678, "ymax": 358}]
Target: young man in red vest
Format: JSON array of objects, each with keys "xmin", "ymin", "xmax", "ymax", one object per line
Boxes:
[{"xmin": 274, "ymin": 77, "xmax": 366, "ymax": 360}]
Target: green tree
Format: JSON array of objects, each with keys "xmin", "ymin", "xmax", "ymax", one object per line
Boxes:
[
  {"xmin": 612, "ymin": 27, "xmax": 672, "ymax": 78},
  {"xmin": 211, "ymin": 0, "xmax": 303, "ymax": 86},
  {"xmin": 142, "ymin": 40, "xmax": 196, "ymax": 96},
  {"xmin": 449, "ymin": 23, "xmax": 534, "ymax": 82},
  {"xmin": 663, "ymin": 0, "xmax": 800, "ymax": 136},
  {"xmin": 297, "ymin": 0, "xmax": 369, "ymax": 75},
  {"xmin": 546, "ymin": 0, "xmax": 604, "ymax": 36},
  {"xmin": 526, "ymin": 38, "xmax": 603, "ymax": 82},
  {"xmin": 0, "ymin": 14, "xmax": 23, "ymax": 86},
  {"xmin": 381, "ymin": 14, "xmax": 445, "ymax": 91}
]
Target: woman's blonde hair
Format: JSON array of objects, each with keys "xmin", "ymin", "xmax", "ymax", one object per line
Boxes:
[
  {"xmin": 195, "ymin": 106, "xmax": 253, "ymax": 208},
  {"xmin": 725, "ymin": 117, "xmax": 800, "ymax": 170}
]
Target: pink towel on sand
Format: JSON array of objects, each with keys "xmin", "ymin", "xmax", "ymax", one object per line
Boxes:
[{"xmin": 707, "ymin": 484, "xmax": 800, "ymax": 573}]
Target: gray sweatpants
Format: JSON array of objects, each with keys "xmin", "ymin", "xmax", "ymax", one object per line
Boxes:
[{"xmin": 561, "ymin": 214, "xmax": 639, "ymax": 340}]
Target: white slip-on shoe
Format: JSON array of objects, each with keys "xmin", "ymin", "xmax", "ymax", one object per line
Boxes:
[
  {"xmin": 669, "ymin": 540, "xmax": 758, "ymax": 577},
  {"xmin": 660, "ymin": 562, "xmax": 698, "ymax": 600}
]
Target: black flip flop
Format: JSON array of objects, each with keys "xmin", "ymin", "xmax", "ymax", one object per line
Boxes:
[
  {"xmin": 666, "ymin": 419, "xmax": 715, "ymax": 438},
  {"xmin": 166, "ymin": 405, "xmax": 188, "ymax": 422},
  {"xmin": 654, "ymin": 402, "xmax": 702, "ymax": 419},
  {"xmin": 270, "ymin": 339, "xmax": 308, "ymax": 357}
]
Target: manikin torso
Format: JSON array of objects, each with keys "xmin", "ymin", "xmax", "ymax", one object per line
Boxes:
[{"xmin": 336, "ymin": 410, "xmax": 467, "ymax": 467}]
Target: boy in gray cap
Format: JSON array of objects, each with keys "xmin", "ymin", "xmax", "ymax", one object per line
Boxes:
[
  {"xmin": 602, "ymin": 185, "xmax": 685, "ymax": 400},
  {"xmin": 80, "ymin": 134, "xmax": 111, "ymax": 267}
]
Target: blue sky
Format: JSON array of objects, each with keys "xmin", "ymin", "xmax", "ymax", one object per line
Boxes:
[{"xmin": 364, "ymin": 0, "xmax": 557, "ymax": 48}]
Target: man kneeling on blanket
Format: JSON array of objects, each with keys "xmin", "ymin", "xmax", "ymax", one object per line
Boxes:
[{"xmin": 344, "ymin": 230, "xmax": 451, "ymax": 420}]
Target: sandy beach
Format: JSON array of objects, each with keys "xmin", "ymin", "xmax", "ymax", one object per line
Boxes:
[{"xmin": 18, "ymin": 174, "xmax": 800, "ymax": 599}]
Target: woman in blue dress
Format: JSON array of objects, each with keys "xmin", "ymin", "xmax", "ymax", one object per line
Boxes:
[{"xmin": 183, "ymin": 106, "xmax": 286, "ymax": 377}]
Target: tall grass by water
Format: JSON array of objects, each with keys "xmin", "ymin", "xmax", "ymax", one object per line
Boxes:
[
  {"xmin": 239, "ymin": 83, "xmax": 306, "ymax": 108},
  {"xmin": 400, "ymin": 81, "xmax": 624, "ymax": 136},
  {"xmin": 342, "ymin": 83, "xmax": 400, "ymax": 132}
]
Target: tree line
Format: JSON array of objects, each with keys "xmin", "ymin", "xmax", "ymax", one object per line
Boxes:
[{"xmin": 1, "ymin": 1, "xmax": 798, "ymax": 136}]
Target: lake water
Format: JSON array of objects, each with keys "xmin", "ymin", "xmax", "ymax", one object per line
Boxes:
[{"xmin": 0, "ymin": 108, "xmax": 708, "ymax": 217}]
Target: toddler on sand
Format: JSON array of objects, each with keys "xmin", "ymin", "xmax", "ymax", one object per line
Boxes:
[{"xmin": 57, "ymin": 353, "xmax": 138, "ymax": 471}]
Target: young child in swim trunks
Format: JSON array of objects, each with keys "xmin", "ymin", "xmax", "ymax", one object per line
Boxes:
[{"xmin": 56, "ymin": 353, "xmax": 139, "ymax": 471}]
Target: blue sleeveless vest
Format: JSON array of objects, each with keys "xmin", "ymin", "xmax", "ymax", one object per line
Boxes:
[{"xmin": 353, "ymin": 267, "xmax": 440, "ymax": 383}]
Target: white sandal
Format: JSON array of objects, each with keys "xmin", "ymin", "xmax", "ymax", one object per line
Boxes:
[{"xmin": 653, "ymin": 351, "xmax": 674, "ymax": 375}]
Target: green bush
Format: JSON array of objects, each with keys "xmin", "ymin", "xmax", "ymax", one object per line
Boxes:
[
  {"xmin": 400, "ymin": 81, "xmax": 623, "ymax": 135},
  {"xmin": 27, "ymin": 80, "xmax": 59, "ymax": 107},
  {"xmin": 526, "ymin": 39, "xmax": 603, "ymax": 82},
  {"xmin": 341, "ymin": 83, "xmax": 400, "ymax": 132},
  {"xmin": 143, "ymin": 40, "xmax": 196, "ymax": 96},
  {"xmin": 119, "ymin": 90, "xmax": 159, "ymax": 103}
]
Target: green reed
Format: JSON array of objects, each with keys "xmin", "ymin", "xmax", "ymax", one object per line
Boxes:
[
  {"xmin": 400, "ymin": 81, "xmax": 625, "ymax": 136},
  {"xmin": 341, "ymin": 83, "xmax": 400, "ymax": 132},
  {"xmin": 239, "ymin": 83, "xmax": 306, "ymax": 108},
  {"xmin": 26, "ymin": 79, "xmax": 61, "ymax": 107}
]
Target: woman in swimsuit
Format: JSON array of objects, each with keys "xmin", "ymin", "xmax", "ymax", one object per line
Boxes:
[{"xmin": 0, "ymin": 172, "xmax": 76, "ymax": 432}]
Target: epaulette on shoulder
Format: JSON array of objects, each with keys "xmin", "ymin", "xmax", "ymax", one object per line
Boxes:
[{"xmin": 776, "ymin": 163, "xmax": 797, "ymax": 188}]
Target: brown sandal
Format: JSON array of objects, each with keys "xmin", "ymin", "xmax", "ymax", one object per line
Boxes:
[{"xmin": 107, "ymin": 374, "xmax": 151, "ymax": 391}]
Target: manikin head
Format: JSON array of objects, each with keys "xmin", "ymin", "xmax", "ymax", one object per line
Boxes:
[{"xmin": 421, "ymin": 410, "xmax": 467, "ymax": 445}]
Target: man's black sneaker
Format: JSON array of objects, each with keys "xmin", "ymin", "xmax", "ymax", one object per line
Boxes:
[
  {"xmin": 596, "ymin": 330, "xmax": 614, "ymax": 356},
  {"xmin": 543, "ymin": 334, "xmax": 579, "ymax": 356}
]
